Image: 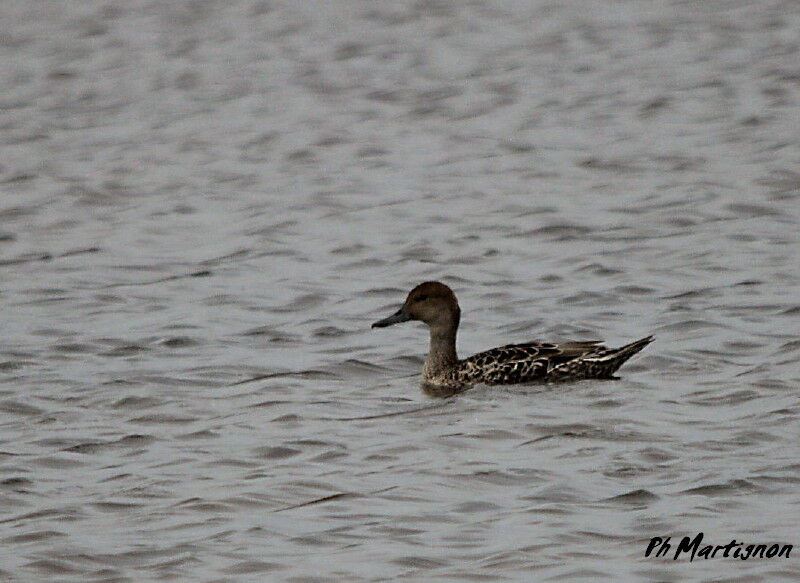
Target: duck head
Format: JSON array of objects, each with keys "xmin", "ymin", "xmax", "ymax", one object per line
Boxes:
[{"xmin": 372, "ymin": 281, "xmax": 460, "ymax": 331}]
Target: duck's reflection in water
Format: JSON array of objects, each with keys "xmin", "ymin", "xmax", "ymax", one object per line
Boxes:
[{"xmin": 420, "ymin": 381, "xmax": 469, "ymax": 399}]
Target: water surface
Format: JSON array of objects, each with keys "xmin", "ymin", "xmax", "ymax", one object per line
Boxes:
[{"xmin": 1, "ymin": 1, "xmax": 799, "ymax": 581}]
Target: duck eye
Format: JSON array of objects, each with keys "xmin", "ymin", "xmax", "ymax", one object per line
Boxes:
[{"xmin": 415, "ymin": 294, "xmax": 428, "ymax": 302}]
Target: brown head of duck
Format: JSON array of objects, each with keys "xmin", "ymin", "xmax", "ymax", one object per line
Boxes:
[{"xmin": 372, "ymin": 281, "xmax": 461, "ymax": 375}]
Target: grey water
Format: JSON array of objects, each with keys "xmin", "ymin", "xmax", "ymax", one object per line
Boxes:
[{"xmin": 1, "ymin": 1, "xmax": 799, "ymax": 581}]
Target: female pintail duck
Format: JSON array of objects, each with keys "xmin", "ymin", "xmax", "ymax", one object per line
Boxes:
[{"xmin": 372, "ymin": 281, "xmax": 653, "ymax": 388}]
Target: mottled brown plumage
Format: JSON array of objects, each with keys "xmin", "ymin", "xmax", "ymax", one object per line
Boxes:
[{"xmin": 372, "ymin": 281, "xmax": 653, "ymax": 389}]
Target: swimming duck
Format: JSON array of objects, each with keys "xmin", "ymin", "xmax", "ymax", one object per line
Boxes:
[{"xmin": 372, "ymin": 281, "xmax": 653, "ymax": 389}]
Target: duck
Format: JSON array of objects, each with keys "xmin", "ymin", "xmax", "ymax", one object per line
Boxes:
[{"xmin": 372, "ymin": 281, "xmax": 653, "ymax": 389}]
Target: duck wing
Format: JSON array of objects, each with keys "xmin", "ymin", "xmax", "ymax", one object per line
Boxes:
[
  {"xmin": 547, "ymin": 335, "xmax": 654, "ymax": 380},
  {"xmin": 459, "ymin": 341, "xmax": 605, "ymax": 385}
]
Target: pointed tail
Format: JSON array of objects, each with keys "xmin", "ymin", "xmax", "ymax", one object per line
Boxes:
[
  {"xmin": 614, "ymin": 335, "xmax": 654, "ymax": 360},
  {"xmin": 592, "ymin": 335, "xmax": 654, "ymax": 377}
]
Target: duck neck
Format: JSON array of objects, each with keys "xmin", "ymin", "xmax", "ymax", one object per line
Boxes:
[{"xmin": 424, "ymin": 323, "xmax": 459, "ymax": 377}]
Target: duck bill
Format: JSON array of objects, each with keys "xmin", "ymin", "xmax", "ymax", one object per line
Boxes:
[{"xmin": 371, "ymin": 307, "xmax": 411, "ymax": 328}]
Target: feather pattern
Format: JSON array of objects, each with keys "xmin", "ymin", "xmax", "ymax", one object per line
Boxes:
[{"xmin": 449, "ymin": 337, "xmax": 653, "ymax": 386}]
